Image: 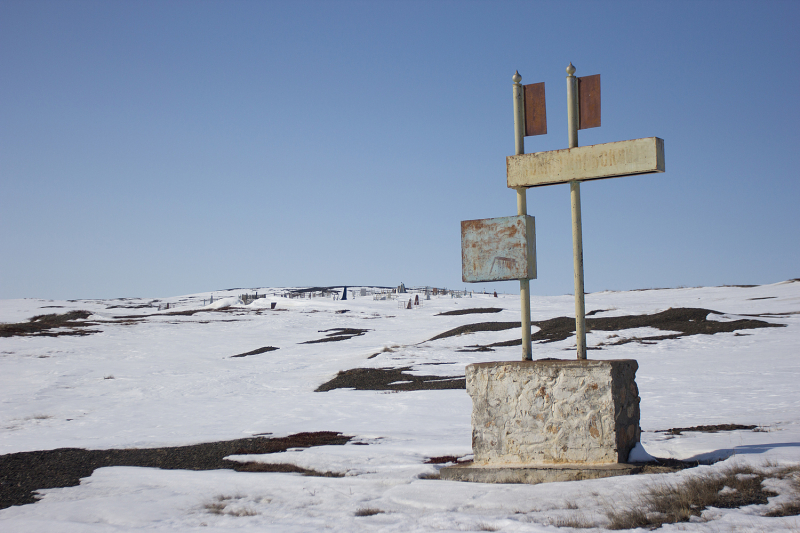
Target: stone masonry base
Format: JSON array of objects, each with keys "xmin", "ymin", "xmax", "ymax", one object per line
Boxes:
[{"xmin": 447, "ymin": 359, "xmax": 641, "ymax": 484}]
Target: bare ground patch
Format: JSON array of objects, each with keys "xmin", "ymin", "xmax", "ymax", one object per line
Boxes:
[
  {"xmin": 315, "ymin": 367, "xmax": 465, "ymax": 392},
  {"xmin": 435, "ymin": 308, "xmax": 503, "ymax": 316},
  {"xmin": 605, "ymin": 464, "xmax": 788, "ymax": 529},
  {"xmin": 425, "ymin": 455, "xmax": 463, "ymax": 464},
  {"xmin": 0, "ymin": 311, "xmax": 100, "ymax": 338},
  {"xmin": 427, "ymin": 322, "xmax": 521, "ymax": 342},
  {"xmin": 354, "ymin": 507, "xmax": 385, "ymax": 516},
  {"xmin": 231, "ymin": 346, "xmax": 279, "ymax": 358},
  {"xmin": 657, "ymin": 424, "xmax": 759, "ymax": 436},
  {"xmin": 234, "ymin": 462, "xmax": 344, "ymax": 477},
  {"xmin": 0, "ymin": 432, "xmax": 351, "ymax": 510},
  {"xmin": 301, "ymin": 328, "xmax": 370, "ymax": 344},
  {"xmin": 446, "ymin": 308, "xmax": 783, "ymax": 351}
]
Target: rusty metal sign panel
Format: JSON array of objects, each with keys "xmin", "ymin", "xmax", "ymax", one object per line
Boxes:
[
  {"xmin": 524, "ymin": 82, "xmax": 547, "ymax": 136},
  {"xmin": 578, "ymin": 74, "xmax": 600, "ymax": 130},
  {"xmin": 507, "ymin": 137, "xmax": 664, "ymax": 188},
  {"xmin": 461, "ymin": 215, "xmax": 536, "ymax": 283}
]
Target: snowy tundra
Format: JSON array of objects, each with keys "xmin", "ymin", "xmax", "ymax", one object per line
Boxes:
[{"xmin": 1, "ymin": 281, "xmax": 799, "ymax": 532}]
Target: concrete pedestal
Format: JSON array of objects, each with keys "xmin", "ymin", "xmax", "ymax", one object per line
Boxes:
[
  {"xmin": 441, "ymin": 359, "xmax": 641, "ymax": 484},
  {"xmin": 440, "ymin": 462, "xmax": 641, "ymax": 484}
]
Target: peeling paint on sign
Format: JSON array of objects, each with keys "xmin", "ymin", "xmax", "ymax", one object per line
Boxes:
[{"xmin": 461, "ymin": 215, "xmax": 536, "ymax": 283}]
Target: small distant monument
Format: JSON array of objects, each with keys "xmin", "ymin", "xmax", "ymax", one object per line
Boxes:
[{"xmin": 443, "ymin": 64, "xmax": 664, "ymax": 484}]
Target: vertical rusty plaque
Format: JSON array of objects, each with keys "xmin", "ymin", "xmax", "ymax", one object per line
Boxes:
[
  {"xmin": 523, "ymin": 82, "xmax": 547, "ymax": 137},
  {"xmin": 461, "ymin": 215, "xmax": 536, "ymax": 283},
  {"xmin": 578, "ymin": 74, "xmax": 600, "ymax": 130}
]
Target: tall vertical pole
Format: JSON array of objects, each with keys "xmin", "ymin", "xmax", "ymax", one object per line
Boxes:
[
  {"xmin": 513, "ymin": 70, "xmax": 532, "ymax": 361},
  {"xmin": 566, "ymin": 62, "xmax": 587, "ymax": 360}
]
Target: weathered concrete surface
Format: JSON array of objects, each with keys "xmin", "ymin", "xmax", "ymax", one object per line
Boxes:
[
  {"xmin": 467, "ymin": 360, "xmax": 640, "ymax": 466},
  {"xmin": 439, "ymin": 462, "xmax": 641, "ymax": 484}
]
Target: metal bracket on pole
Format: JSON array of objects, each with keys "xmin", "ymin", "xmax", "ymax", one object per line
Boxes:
[
  {"xmin": 513, "ymin": 71, "xmax": 533, "ymax": 361},
  {"xmin": 566, "ymin": 62, "xmax": 587, "ymax": 360}
]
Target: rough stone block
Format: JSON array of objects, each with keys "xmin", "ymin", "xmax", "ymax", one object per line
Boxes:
[{"xmin": 467, "ymin": 359, "xmax": 640, "ymax": 465}]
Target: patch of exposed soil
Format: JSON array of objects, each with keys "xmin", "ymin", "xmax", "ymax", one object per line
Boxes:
[
  {"xmin": 633, "ymin": 457, "xmax": 710, "ymax": 474},
  {"xmin": 657, "ymin": 424, "xmax": 758, "ymax": 436},
  {"xmin": 435, "ymin": 308, "xmax": 503, "ymax": 316},
  {"xmin": 115, "ymin": 309, "xmax": 212, "ymax": 319},
  {"xmin": 0, "ymin": 311, "xmax": 100, "ymax": 338},
  {"xmin": 231, "ymin": 346, "xmax": 279, "ymax": 358},
  {"xmin": 766, "ymin": 501, "xmax": 800, "ymax": 517},
  {"xmin": 0, "ymin": 432, "xmax": 351, "ymax": 510},
  {"xmin": 606, "ymin": 464, "xmax": 780, "ymax": 529},
  {"xmin": 427, "ymin": 322, "xmax": 521, "ymax": 342},
  {"xmin": 455, "ymin": 346, "xmax": 496, "ymax": 352},
  {"xmin": 301, "ymin": 328, "xmax": 369, "ymax": 344},
  {"xmin": 425, "ymin": 455, "xmax": 462, "ymax": 464},
  {"xmin": 447, "ymin": 308, "xmax": 783, "ymax": 351},
  {"xmin": 234, "ymin": 462, "xmax": 344, "ymax": 477},
  {"xmin": 316, "ymin": 367, "xmax": 465, "ymax": 392},
  {"xmin": 110, "ymin": 307, "xmax": 260, "ymax": 320},
  {"xmin": 586, "ymin": 308, "xmax": 612, "ymax": 316}
]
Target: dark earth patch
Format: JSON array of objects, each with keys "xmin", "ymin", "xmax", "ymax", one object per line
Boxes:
[
  {"xmin": 231, "ymin": 346, "xmax": 279, "ymax": 358},
  {"xmin": 766, "ymin": 502, "xmax": 800, "ymax": 517},
  {"xmin": 367, "ymin": 345, "xmax": 400, "ymax": 359},
  {"xmin": 456, "ymin": 346, "xmax": 496, "ymax": 353},
  {"xmin": 0, "ymin": 432, "xmax": 350, "ymax": 510},
  {"xmin": 354, "ymin": 507, "xmax": 385, "ymax": 516},
  {"xmin": 0, "ymin": 311, "xmax": 99, "ymax": 338},
  {"xmin": 301, "ymin": 328, "xmax": 369, "ymax": 344},
  {"xmin": 319, "ymin": 328, "xmax": 369, "ymax": 335},
  {"xmin": 435, "ymin": 308, "xmax": 503, "ymax": 316},
  {"xmin": 606, "ymin": 464, "xmax": 779, "ymax": 529},
  {"xmin": 234, "ymin": 462, "xmax": 343, "ymax": 477},
  {"xmin": 427, "ymin": 322, "xmax": 520, "ymax": 342},
  {"xmin": 633, "ymin": 457, "xmax": 717, "ymax": 474},
  {"xmin": 316, "ymin": 367, "xmax": 465, "ymax": 392},
  {"xmin": 425, "ymin": 455, "xmax": 461, "ymax": 464},
  {"xmin": 110, "ymin": 307, "xmax": 267, "ymax": 320},
  {"xmin": 446, "ymin": 308, "xmax": 783, "ymax": 351},
  {"xmin": 657, "ymin": 424, "xmax": 759, "ymax": 436},
  {"xmin": 115, "ymin": 309, "xmax": 218, "ymax": 319}
]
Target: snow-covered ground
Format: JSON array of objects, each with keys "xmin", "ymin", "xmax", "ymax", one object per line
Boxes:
[{"xmin": 1, "ymin": 281, "xmax": 799, "ymax": 531}]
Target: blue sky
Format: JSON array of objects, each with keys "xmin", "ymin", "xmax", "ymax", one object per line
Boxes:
[{"xmin": 1, "ymin": 0, "xmax": 798, "ymax": 300}]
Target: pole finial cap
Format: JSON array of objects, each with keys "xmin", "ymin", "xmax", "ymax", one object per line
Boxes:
[
  {"xmin": 566, "ymin": 62, "xmax": 576, "ymax": 76},
  {"xmin": 512, "ymin": 70, "xmax": 521, "ymax": 83}
]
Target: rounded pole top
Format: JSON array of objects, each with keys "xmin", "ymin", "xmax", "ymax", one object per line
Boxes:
[
  {"xmin": 512, "ymin": 70, "xmax": 522, "ymax": 83},
  {"xmin": 566, "ymin": 62, "xmax": 576, "ymax": 76}
]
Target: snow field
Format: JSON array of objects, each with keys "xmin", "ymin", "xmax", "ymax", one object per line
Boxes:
[{"xmin": 1, "ymin": 282, "xmax": 799, "ymax": 531}]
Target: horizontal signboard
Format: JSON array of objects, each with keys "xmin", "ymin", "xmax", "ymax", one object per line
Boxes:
[
  {"xmin": 461, "ymin": 215, "xmax": 536, "ymax": 283},
  {"xmin": 507, "ymin": 137, "xmax": 664, "ymax": 188}
]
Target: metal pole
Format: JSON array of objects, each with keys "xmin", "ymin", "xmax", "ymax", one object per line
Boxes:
[
  {"xmin": 513, "ymin": 70, "xmax": 532, "ymax": 361},
  {"xmin": 566, "ymin": 62, "xmax": 587, "ymax": 360}
]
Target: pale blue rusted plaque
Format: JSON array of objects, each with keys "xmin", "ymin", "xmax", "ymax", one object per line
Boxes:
[{"xmin": 461, "ymin": 215, "xmax": 536, "ymax": 283}]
